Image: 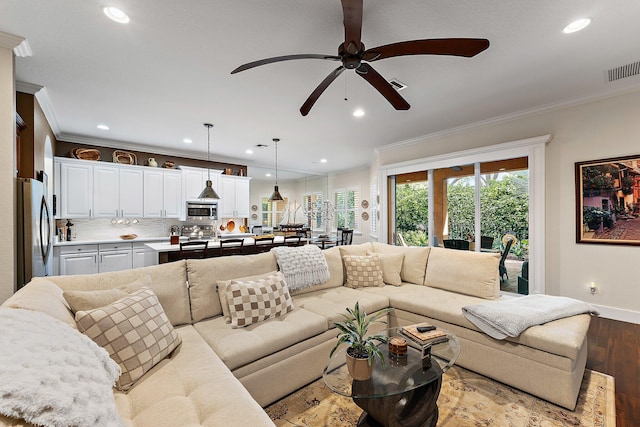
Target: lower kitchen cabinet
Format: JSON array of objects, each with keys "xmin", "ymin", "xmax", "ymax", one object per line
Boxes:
[
  {"xmin": 57, "ymin": 245, "xmax": 99, "ymax": 276},
  {"xmin": 98, "ymin": 243, "xmax": 132, "ymax": 273},
  {"xmin": 133, "ymin": 242, "xmax": 158, "ymax": 268}
]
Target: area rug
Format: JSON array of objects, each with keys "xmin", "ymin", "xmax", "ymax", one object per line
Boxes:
[{"xmin": 266, "ymin": 366, "xmax": 615, "ymax": 426}]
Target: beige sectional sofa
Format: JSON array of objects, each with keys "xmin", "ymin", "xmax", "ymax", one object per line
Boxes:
[{"xmin": 0, "ymin": 242, "xmax": 592, "ymax": 426}]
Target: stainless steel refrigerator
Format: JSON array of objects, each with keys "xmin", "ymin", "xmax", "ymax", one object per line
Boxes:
[{"xmin": 17, "ymin": 176, "xmax": 53, "ymax": 290}]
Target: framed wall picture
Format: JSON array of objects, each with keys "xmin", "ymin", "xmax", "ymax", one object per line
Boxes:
[{"xmin": 575, "ymin": 154, "xmax": 640, "ymax": 245}]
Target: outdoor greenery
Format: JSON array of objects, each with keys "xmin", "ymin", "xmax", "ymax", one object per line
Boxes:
[{"xmin": 396, "ymin": 172, "xmax": 529, "ymax": 257}]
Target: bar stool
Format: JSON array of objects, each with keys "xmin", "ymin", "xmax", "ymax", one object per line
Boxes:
[{"xmin": 179, "ymin": 241, "xmax": 208, "ymax": 259}]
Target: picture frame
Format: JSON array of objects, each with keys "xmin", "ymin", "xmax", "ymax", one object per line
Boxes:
[{"xmin": 575, "ymin": 154, "xmax": 640, "ymax": 245}]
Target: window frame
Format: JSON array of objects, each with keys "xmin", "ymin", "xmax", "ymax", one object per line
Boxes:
[{"xmin": 333, "ymin": 186, "xmax": 361, "ymax": 234}]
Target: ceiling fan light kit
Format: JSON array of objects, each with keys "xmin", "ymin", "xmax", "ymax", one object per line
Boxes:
[{"xmin": 231, "ymin": 0, "xmax": 489, "ymax": 116}]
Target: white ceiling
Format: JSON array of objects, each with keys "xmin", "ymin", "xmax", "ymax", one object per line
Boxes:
[{"xmin": 3, "ymin": 0, "xmax": 640, "ymax": 176}]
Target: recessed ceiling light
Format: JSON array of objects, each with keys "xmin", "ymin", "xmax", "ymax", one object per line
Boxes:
[
  {"xmin": 353, "ymin": 109, "xmax": 365, "ymax": 117},
  {"xmin": 97, "ymin": 124, "xmax": 109, "ymax": 130},
  {"xmin": 320, "ymin": 158, "xmax": 327, "ymax": 163},
  {"xmin": 183, "ymin": 138, "xmax": 192, "ymax": 144},
  {"xmin": 563, "ymin": 18, "xmax": 591, "ymax": 34},
  {"xmin": 245, "ymin": 149, "xmax": 254, "ymax": 155},
  {"xmin": 266, "ymin": 173, "xmax": 272, "ymax": 177},
  {"xmin": 103, "ymin": 7, "xmax": 130, "ymax": 24}
]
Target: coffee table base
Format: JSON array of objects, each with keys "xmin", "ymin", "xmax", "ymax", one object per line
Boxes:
[{"xmin": 353, "ymin": 375, "xmax": 442, "ymax": 427}]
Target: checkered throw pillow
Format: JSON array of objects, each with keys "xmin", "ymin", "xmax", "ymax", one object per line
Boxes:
[
  {"xmin": 343, "ymin": 254, "xmax": 384, "ymax": 288},
  {"xmin": 75, "ymin": 287, "xmax": 181, "ymax": 391},
  {"xmin": 226, "ymin": 272, "xmax": 294, "ymax": 328}
]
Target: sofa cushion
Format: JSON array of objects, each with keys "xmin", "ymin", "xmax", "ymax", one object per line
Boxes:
[
  {"xmin": 289, "ymin": 246, "xmax": 344, "ymax": 296},
  {"xmin": 367, "ymin": 250, "xmax": 404, "ymax": 286},
  {"xmin": 187, "ymin": 252, "xmax": 278, "ymax": 322},
  {"xmin": 338, "ymin": 242, "xmax": 373, "ymax": 257},
  {"xmin": 114, "ymin": 325, "xmax": 274, "ymax": 427},
  {"xmin": 371, "ymin": 242, "xmax": 430, "ymax": 285},
  {"xmin": 343, "ymin": 255, "xmax": 384, "ymax": 288},
  {"xmin": 1, "ymin": 278, "xmax": 75, "ymax": 328},
  {"xmin": 75, "ymin": 287, "xmax": 181, "ymax": 391},
  {"xmin": 424, "ymin": 247, "xmax": 500, "ymax": 299},
  {"xmin": 63, "ymin": 275, "xmax": 150, "ymax": 313},
  {"xmin": 194, "ymin": 308, "xmax": 328, "ymax": 371},
  {"xmin": 293, "ymin": 286, "xmax": 390, "ymax": 328},
  {"xmin": 46, "ymin": 261, "xmax": 191, "ymax": 326},
  {"xmin": 226, "ymin": 272, "xmax": 294, "ymax": 328}
]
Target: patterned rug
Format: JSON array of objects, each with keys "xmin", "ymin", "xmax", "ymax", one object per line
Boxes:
[{"xmin": 266, "ymin": 366, "xmax": 615, "ymax": 426}]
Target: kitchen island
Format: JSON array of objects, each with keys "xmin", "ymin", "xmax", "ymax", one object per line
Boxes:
[{"xmin": 145, "ymin": 235, "xmax": 307, "ymax": 263}]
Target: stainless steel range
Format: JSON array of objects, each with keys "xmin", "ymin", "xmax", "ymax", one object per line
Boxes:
[{"xmin": 181, "ymin": 224, "xmax": 216, "ymax": 240}]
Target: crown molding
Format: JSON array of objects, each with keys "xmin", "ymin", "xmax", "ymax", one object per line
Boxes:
[
  {"xmin": 13, "ymin": 39, "xmax": 32, "ymax": 57},
  {"xmin": 15, "ymin": 81, "xmax": 42, "ymax": 95},
  {"xmin": 0, "ymin": 31, "xmax": 24, "ymax": 50},
  {"xmin": 34, "ymin": 87, "xmax": 61, "ymax": 136},
  {"xmin": 377, "ymin": 85, "xmax": 640, "ymax": 154}
]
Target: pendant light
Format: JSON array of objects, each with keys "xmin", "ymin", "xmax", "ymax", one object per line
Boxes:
[
  {"xmin": 268, "ymin": 138, "xmax": 284, "ymax": 201},
  {"xmin": 198, "ymin": 123, "xmax": 220, "ymax": 199}
]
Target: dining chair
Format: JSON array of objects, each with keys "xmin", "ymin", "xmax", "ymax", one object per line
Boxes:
[
  {"xmin": 443, "ymin": 239, "xmax": 470, "ymax": 250},
  {"xmin": 480, "ymin": 236, "xmax": 495, "ymax": 250},
  {"xmin": 251, "ymin": 225, "xmax": 263, "ymax": 235},
  {"xmin": 179, "ymin": 241, "xmax": 208, "ymax": 259},
  {"xmin": 218, "ymin": 238, "xmax": 245, "ymax": 256},
  {"xmin": 337, "ymin": 229, "xmax": 353, "ymax": 245},
  {"xmin": 499, "ymin": 238, "xmax": 514, "ymax": 281},
  {"xmin": 283, "ymin": 235, "xmax": 303, "ymax": 247}
]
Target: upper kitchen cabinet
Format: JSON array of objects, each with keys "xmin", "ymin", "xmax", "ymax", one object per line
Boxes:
[
  {"xmin": 93, "ymin": 164, "xmax": 144, "ymax": 218},
  {"xmin": 56, "ymin": 159, "xmax": 93, "ymax": 218},
  {"xmin": 220, "ymin": 175, "xmax": 251, "ymax": 218},
  {"xmin": 181, "ymin": 166, "xmax": 222, "ymax": 200},
  {"xmin": 143, "ymin": 169, "xmax": 182, "ymax": 218}
]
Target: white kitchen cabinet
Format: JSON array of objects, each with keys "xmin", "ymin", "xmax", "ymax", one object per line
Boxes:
[
  {"xmin": 57, "ymin": 160, "xmax": 93, "ymax": 218},
  {"xmin": 143, "ymin": 169, "xmax": 182, "ymax": 218},
  {"xmin": 180, "ymin": 166, "xmax": 222, "ymax": 220},
  {"xmin": 57, "ymin": 244, "xmax": 99, "ymax": 276},
  {"xmin": 220, "ymin": 175, "xmax": 251, "ymax": 218},
  {"xmin": 98, "ymin": 243, "xmax": 132, "ymax": 273},
  {"xmin": 93, "ymin": 164, "xmax": 119, "ymax": 218},
  {"xmin": 133, "ymin": 242, "xmax": 158, "ymax": 268},
  {"xmin": 118, "ymin": 167, "xmax": 144, "ymax": 217}
]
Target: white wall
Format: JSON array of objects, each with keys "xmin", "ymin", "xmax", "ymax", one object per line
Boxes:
[
  {"xmin": 0, "ymin": 40, "xmax": 17, "ymax": 303},
  {"xmin": 377, "ymin": 89, "xmax": 640, "ymax": 322}
]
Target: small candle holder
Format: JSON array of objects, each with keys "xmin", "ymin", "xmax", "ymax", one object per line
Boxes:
[{"xmin": 388, "ymin": 336, "xmax": 408, "ymax": 358}]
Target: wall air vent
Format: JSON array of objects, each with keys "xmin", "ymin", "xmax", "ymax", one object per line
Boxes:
[
  {"xmin": 389, "ymin": 78, "xmax": 407, "ymax": 91},
  {"xmin": 607, "ymin": 61, "xmax": 640, "ymax": 82}
]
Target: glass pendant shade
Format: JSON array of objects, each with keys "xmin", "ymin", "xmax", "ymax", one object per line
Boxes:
[{"xmin": 199, "ymin": 123, "xmax": 220, "ymax": 199}]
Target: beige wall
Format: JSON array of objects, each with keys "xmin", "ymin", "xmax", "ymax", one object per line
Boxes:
[
  {"xmin": 0, "ymin": 45, "xmax": 16, "ymax": 303},
  {"xmin": 377, "ymin": 89, "xmax": 640, "ymax": 321}
]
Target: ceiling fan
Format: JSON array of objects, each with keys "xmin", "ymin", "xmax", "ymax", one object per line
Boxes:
[{"xmin": 231, "ymin": 0, "xmax": 490, "ymax": 116}]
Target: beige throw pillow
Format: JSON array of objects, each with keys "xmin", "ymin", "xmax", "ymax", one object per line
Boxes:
[
  {"xmin": 75, "ymin": 287, "xmax": 181, "ymax": 391},
  {"xmin": 343, "ymin": 254, "xmax": 384, "ymax": 288},
  {"xmin": 367, "ymin": 250, "xmax": 404, "ymax": 286},
  {"xmin": 63, "ymin": 275, "xmax": 151, "ymax": 313},
  {"xmin": 225, "ymin": 272, "xmax": 294, "ymax": 328},
  {"xmin": 217, "ymin": 271, "xmax": 280, "ymax": 323}
]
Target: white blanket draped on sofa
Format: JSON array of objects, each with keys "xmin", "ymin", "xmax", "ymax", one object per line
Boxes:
[
  {"xmin": 462, "ymin": 294, "xmax": 599, "ymax": 339},
  {"xmin": 271, "ymin": 245, "xmax": 330, "ymax": 291}
]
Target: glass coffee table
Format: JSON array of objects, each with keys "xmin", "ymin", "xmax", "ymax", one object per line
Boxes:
[{"xmin": 323, "ymin": 327, "xmax": 460, "ymax": 427}]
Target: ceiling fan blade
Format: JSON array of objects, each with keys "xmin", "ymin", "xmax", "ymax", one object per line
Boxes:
[
  {"xmin": 363, "ymin": 38, "xmax": 490, "ymax": 62},
  {"xmin": 300, "ymin": 66, "xmax": 345, "ymax": 116},
  {"xmin": 356, "ymin": 64, "xmax": 410, "ymax": 111},
  {"xmin": 231, "ymin": 54, "xmax": 341, "ymax": 74},
  {"xmin": 341, "ymin": 0, "xmax": 363, "ymax": 54}
]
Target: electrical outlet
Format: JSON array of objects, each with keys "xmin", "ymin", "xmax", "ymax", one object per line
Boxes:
[{"xmin": 589, "ymin": 282, "xmax": 597, "ymax": 295}]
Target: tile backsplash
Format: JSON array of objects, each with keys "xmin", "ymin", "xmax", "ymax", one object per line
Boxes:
[{"xmin": 56, "ymin": 218, "xmax": 180, "ymax": 242}]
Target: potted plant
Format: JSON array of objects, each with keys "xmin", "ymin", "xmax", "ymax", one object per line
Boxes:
[{"xmin": 330, "ymin": 302, "xmax": 393, "ymax": 380}]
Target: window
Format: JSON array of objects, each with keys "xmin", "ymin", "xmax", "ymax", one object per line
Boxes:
[
  {"xmin": 261, "ymin": 196, "xmax": 288, "ymax": 227},
  {"xmin": 370, "ymin": 178, "xmax": 378, "ymax": 235},
  {"xmin": 303, "ymin": 192, "xmax": 324, "ymax": 231},
  {"xmin": 334, "ymin": 187, "xmax": 360, "ymax": 233}
]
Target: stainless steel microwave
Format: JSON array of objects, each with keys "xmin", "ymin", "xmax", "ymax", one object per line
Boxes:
[{"xmin": 186, "ymin": 201, "xmax": 218, "ymax": 222}]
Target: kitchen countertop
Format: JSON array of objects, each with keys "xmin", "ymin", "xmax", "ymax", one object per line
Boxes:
[
  {"xmin": 53, "ymin": 236, "xmax": 180, "ymax": 247},
  {"xmin": 146, "ymin": 235, "xmax": 288, "ymax": 252}
]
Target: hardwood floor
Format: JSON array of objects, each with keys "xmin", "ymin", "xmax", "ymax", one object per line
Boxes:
[{"xmin": 586, "ymin": 316, "xmax": 640, "ymax": 427}]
